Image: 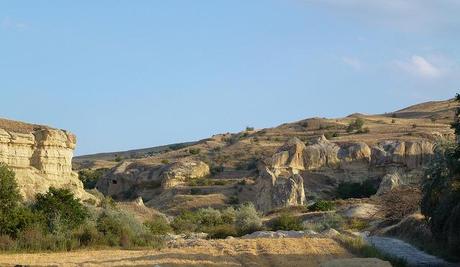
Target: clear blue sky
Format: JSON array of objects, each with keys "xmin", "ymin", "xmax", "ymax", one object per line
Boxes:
[{"xmin": 1, "ymin": 1, "xmax": 459, "ymax": 155}]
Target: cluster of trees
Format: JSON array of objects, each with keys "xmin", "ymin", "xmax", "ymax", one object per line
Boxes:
[
  {"xmin": 421, "ymin": 94, "xmax": 460, "ymax": 256},
  {"xmin": 0, "ymin": 163, "xmax": 163, "ymax": 251}
]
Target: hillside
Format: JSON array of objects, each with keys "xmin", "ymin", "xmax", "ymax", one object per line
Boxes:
[
  {"xmin": 74, "ymin": 98, "xmax": 458, "ymax": 215},
  {"xmin": 74, "ymin": 98, "xmax": 457, "ymax": 171}
]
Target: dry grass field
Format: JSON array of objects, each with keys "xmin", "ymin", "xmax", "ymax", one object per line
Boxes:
[{"xmin": 0, "ymin": 237, "xmax": 352, "ymax": 267}]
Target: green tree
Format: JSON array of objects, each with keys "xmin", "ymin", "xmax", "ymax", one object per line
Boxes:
[
  {"xmin": 33, "ymin": 187, "xmax": 88, "ymax": 233},
  {"xmin": 0, "ymin": 163, "xmax": 21, "ymax": 212},
  {"xmin": 421, "ymin": 93, "xmax": 460, "ymax": 257}
]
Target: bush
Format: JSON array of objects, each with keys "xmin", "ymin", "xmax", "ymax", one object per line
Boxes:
[
  {"xmin": 189, "ymin": 148, "xmax": 201, "ymax": 155},
  {"xmin": 33, "ymin": 187, "xmax": 89, "ymax": 233},
  {"xmin": 0, "ymin": 164, "xmax": 38, "ymax": 237},
  {"xmin": 235, "ymin": 203, "xmax": 262, "ymax": 235},
  {"xmin": 308, "ymin": 200, "xmax": 335, "ymax": 212},
  {"xmin": 171, "ymin": 211, "xmax": 201, "ymax": 233},
  {"xmin": 144, "ymin": 216, "xmax": 172, "ymax": 235},
  {"xmin": 246, "ymin": 126, "xmax": 255, "ymax": 131},
  {"xmin": 336, "ymin": 180, "xmax": 377, "ymax": 199},
  {"xmin": 78, "ymin": 169, "xmax": 107, "ymax": 189},
  {"xmin": 206, "ymin": 224, "xmax": 237, "ymax": 239},
  {"xmin": 73, "ymin": 223, "xmax": 101, "ymax": 247},
  {"xmin": 271, "ymin": 213, "xmax": 304, "ymax": 231},
  {"xmin": 221, "ymin": 207, "xmax": 236, "ymax": 224},
  {"xmin": 347, "ymin": 118, "xmax": 365, "ymax": 133},
  {"xmin": 96, "ymin": 212, "xmax": 124, "ymax": 246},
  {"xmin": 161, "ymin": 159, "xmax": 170, "ymax": 164},
  {"xmin": 304, "ymin": 213, "xmax": 345, "ymax": 232}
]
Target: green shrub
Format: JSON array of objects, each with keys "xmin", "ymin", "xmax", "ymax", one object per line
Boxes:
[
  {"xmin": 227, "ymin": 195, "xmax": 239, "ymax": 205},
  {"xmin": 221, "ymin": 207, "xmax": 236, "ymax": 224},
  {"xmin": 336, "ymin": 180, "xmax": 377, "ymax": 199},
  {"xmin": 197, "ymin": 208, "xmax": 223, "ymax": 227},
  {"xmin": 206, "ymin": 224, "xmax": 237, "ymax": 239},
  {"xmin": 304, "ymin": 213, "xmax": 345, "ymax": 232},
  {"xmin": 189, "ymin": 148, "xmax": 201, "ymax": 155},
  {"xmin": 73, "ymin": 223, "xmax": 101, "ymax": 247},
  {"xmin": 78, "ymin": 169, "xmax": 107, "ymax": 189},
  {"xmin": 271, "ymin": 213, "xmax": 304, "ymax": 231},
  {"xmin": 33, "ymin": 187, "xmax": 89, "ymax": 233},
  {"xmin": 161, "ymin": 159, "xmax": 170, "ymax": 164},
  {"xmin": 347, "ymin": 118, "xmax": 365, "ymax": 133},
  {"xmin": 246, "ymin": 126, "xmax": 255, "ymax": 131},
  {"xmin": 96, "ymin": 212, "xmax": 124, "ymax": 246},
  {"xmin": 190, "ymin": 188, "xmax": 201, "ymax": 195},
  {"xmin": 171, "ymin": 211, "xmax": 201, "ymax": 233},
  {"xmin": 235, "ymin": 203, "xmax": 262, "ymax": 235},
  {"xmin": 308, "ymin": 200, "xmax": 335, "ymax": 211},
  {"xmin": 144, "ymin": 216, "xmax": 172, "ymax": 235},
  {"xmin": 210, "ymin": 165, "xmax": 224, "ymax": 175}
]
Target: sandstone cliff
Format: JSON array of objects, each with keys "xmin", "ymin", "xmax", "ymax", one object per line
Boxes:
[{"xmin": 0, "ymin": 118, "xmax": 88, "ymax": 201}]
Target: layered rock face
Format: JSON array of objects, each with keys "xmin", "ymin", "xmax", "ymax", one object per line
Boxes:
[
  {"xmin": 0, "ymin": 124, "xmax": 88, "ymax": 201},
  {"xmin": 255, "ymin": 136, "xmax": 435, "ymax": 212},
  {"xmin": 96, "ymin": 159, "xmax": 210, "ymax": 200}
]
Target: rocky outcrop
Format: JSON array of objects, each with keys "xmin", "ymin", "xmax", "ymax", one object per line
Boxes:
[
  {"xmin": 255, "ymin": 138, "xmax": 307, "ymax": 212},
  {"xmin": 96, "ymin": 159, "xmax": 210, "ymax": 199},
  {"xmin": 0, "ymin": 121, "xmax": 88, "ymax": 201},
  {"xmin": 255, "ymin": 136, "xmax": 435, "ymax": 212},
  {"xmin": 161, "ymin": 160, "xmax": 210, "ymax": 189},
  {"xmin": 376, "ymin": 172, "xmax": 401, "ymax": 195}
]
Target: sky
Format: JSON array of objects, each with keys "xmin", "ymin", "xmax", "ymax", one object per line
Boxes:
[{"xmin": 1, "ymin": 0, "xmax": 459, "ymax": 155}]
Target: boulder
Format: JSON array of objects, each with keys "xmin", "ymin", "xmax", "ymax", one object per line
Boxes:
[
  {"xmin": 161, "ymin": 160, "xmax": 210, "ymax": 189},
  {"xmin": 376, "ymin": 172, "xmax": 401, "ymax": 195},
  {"xmin": 304, "ymin": 135, "xmax": 340, "ymax": 170},
  {"xmin": 321, "ymin": 228, "xmax": 340, "ymax": 237}
]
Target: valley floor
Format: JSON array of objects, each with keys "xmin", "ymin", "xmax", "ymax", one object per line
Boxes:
[{"xmin": 0, "ymin": 237, "xmax": 351, "ymax": 267}]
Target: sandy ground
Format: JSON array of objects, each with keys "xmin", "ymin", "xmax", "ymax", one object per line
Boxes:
[{"xmin": 0, "ymin": 237, "xmax": 352, "ymax": 267}]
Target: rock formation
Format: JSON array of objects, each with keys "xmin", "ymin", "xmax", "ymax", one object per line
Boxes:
[
  {"xmin": 0, "ymin": 119, "xmax": 89, "ymax": 201},
  {"xmin": 255, "ymin": 138, "xmax": 307, "ymax": 212},
  {"xmin": 255, "ymin": 136, "xmax": 435, "ymax": 212},
  {"xmin": 96, "ymin": 159, "xmax": 210, "ymax": 199}
]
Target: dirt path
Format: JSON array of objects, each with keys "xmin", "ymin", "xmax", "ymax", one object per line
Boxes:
[
  {"xmin": 366, "ymin": 236, "xmax": 456, "ymax": 267},
  {"xmin": 0, "ymin": 237, "xmax": 351, "ymax": 267}
]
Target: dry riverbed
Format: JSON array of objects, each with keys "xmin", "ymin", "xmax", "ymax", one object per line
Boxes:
[{"xmin": 0, "ymin": 237, "xmax": 352, "ymax": 267}]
